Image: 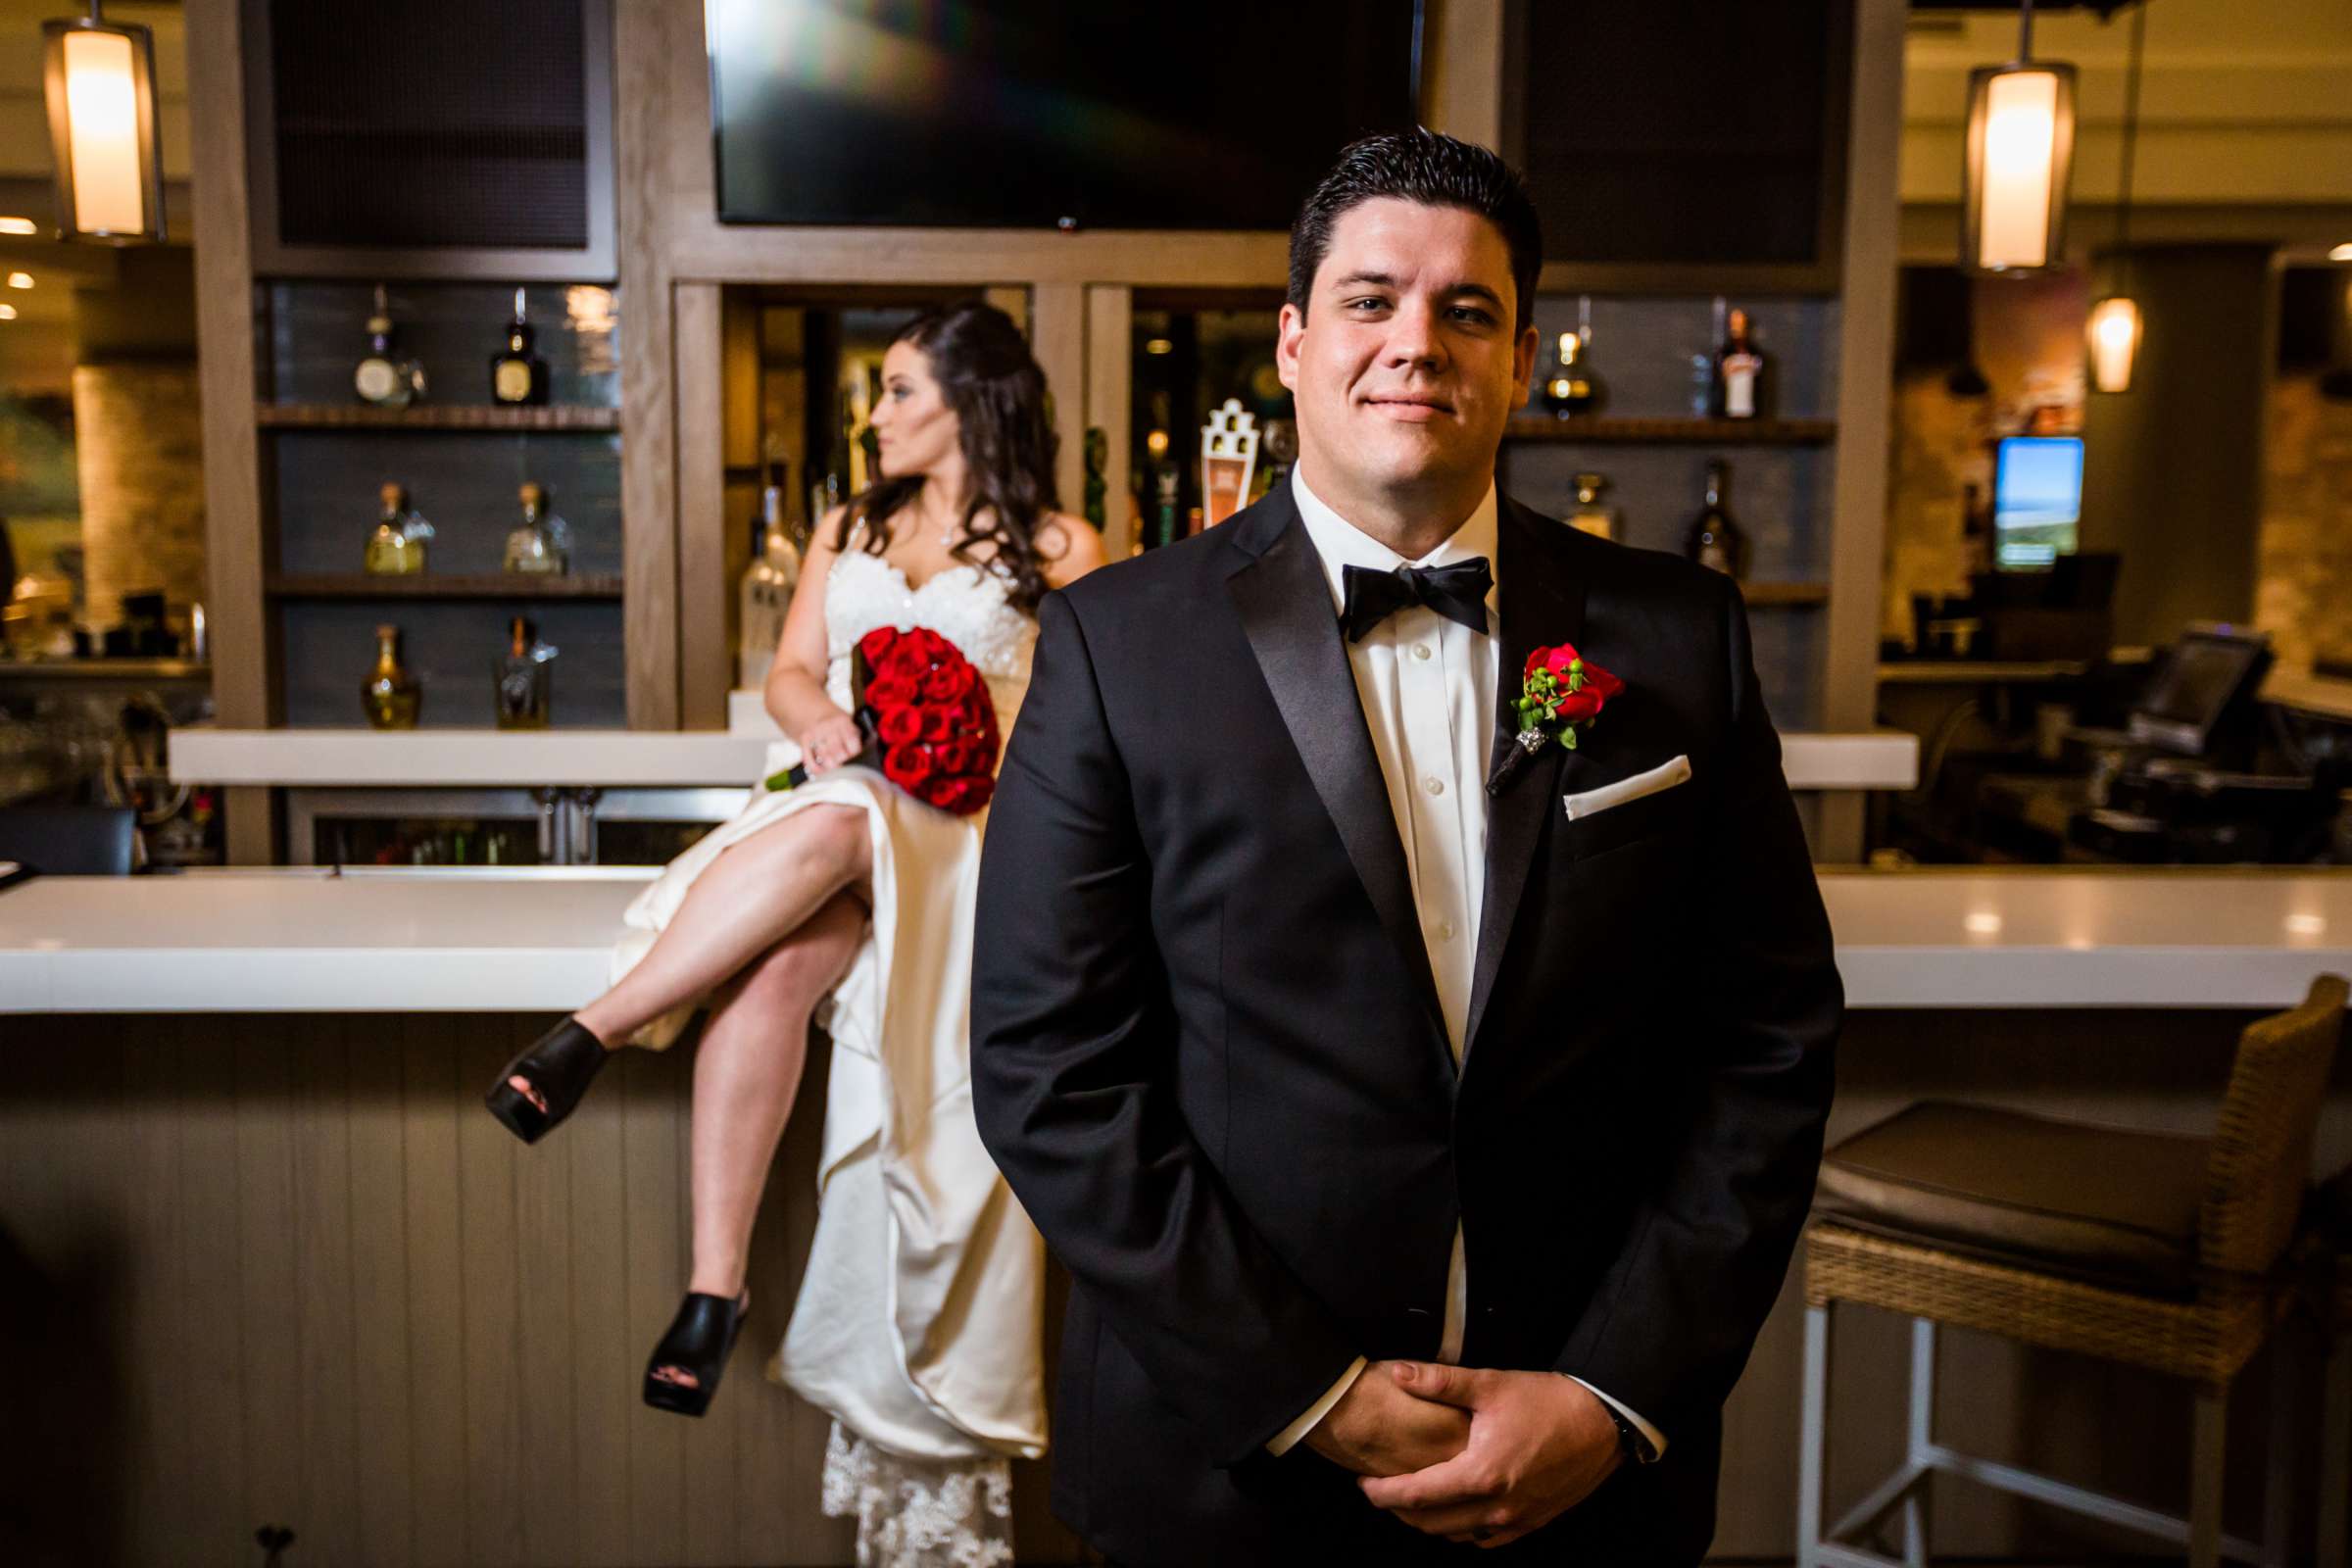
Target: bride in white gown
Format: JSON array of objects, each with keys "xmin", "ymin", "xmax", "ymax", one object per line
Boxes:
[{"xmin": 482, "ymin": 303, "xmax": 1104, "ymax": 1567}]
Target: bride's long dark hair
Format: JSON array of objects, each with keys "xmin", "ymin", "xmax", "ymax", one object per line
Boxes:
[{"xmin": 830, "ymin": 302, "xmax": 1061, "ymax": 613}]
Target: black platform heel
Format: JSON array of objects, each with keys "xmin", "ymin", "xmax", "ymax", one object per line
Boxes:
[
  {"xmin": 484, "ymin": 1016, "xmax": 609, "ymax": 1145},
  {"xmin": 642, "ymin": 1290, "xmax": 749, "ymax": 1417}
]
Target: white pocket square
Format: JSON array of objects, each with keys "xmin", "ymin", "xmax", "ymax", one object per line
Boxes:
[{"xmin": 1562, "ymin": 754, "xmax": 1692, "ymax": 820}]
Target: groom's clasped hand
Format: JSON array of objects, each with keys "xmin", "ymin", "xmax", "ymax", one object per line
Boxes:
[{"xmin": 1307, "ymin": 1359, "xmax": 1624, "ymax": 1548}]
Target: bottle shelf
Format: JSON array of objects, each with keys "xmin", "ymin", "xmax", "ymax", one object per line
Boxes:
[
  {"xmin": 255, "ymin": 403, "xmax": 620, "ymax": 431},
  {"xmin": 267, "ymin": 573, "xmax": 625, "ymax": 601},
  {"xmin": 1735, "ymin": 581, "xmax": 1831, "ymax": 607},
  {"xmin": 1505, "ymin": 416, "xmax": 1836, "ymax": 445}
]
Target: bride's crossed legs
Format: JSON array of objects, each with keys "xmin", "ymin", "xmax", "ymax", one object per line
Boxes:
[{"xmin": 568, "ymin": 804, "xmax": 871, "ymax": 1367}]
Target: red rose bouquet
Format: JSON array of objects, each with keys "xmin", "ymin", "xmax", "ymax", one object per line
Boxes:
[{"xmin": 764, "ymin": 626, "xmax": 1002, "ymax": 815}]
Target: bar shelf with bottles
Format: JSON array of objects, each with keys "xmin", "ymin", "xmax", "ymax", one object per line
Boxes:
[
  {"xmin": 1501, "ymin": 293, "xmax": 1840, "ymax": 728},
  {"xmin": 253, "ymin": 279, "xmax": 626, "ymax": 729}
]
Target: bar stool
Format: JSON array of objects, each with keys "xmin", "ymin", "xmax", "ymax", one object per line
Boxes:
[
  {"xmin": 2310, "ymin": 1165, "xmax": 2352, "ymax": 1568},
  {"xmin": 1796, "ymin": 974, "xmax": 2348, "ymax": 1568}
]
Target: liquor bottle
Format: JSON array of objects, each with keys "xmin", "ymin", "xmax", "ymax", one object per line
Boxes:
[
  {"xmin": 354, "ymin": 284, "xmax": 425, "ymax": 408},
  {"xmin": 1082, "ymin": 428, "xmax": 1108, "ymax": 529},
  {"xmin": 737, "ymin": 460, "xmax": 804, "ymax": 690},
  {"xmin": 1541, "ymin": 330, "xmax": 1602, "ymax": 418},
  {"xmin": 1683, "ymin": 460, "xmax": 1748, "ymax": 578},
  {"xmin": 490, "ymin": 286, "xmax": 548, "ymax": 406},
  {"xmin": 503, "ymin": 483, "xmax": 571, "ymax": 575},
  {"xmin": 1710, "ymin": 307, "xmax": 1767, "ymax": 420},
  {"xmin": 1152, "ymin": 464, "xmax": 1182, "ymax": 550},
  {"xmin": 493, "ymin": 615, "xmax": 556, "ymax": 729},
  {"xmin": 362, "ymin": 623, "xmax": 421, "ymax": 728},
  {"xmin": 1565, "ymin": 472, "xmax": 1618, "ymax": 540},
  {"xmin": 362, "ymin": 481, "xmax": 433, "ymax": 575}
]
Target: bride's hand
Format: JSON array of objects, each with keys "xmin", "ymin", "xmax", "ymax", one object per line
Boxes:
[{"xmin": 798, "ymin": 711, "xmax": 864, "ymax": 776}]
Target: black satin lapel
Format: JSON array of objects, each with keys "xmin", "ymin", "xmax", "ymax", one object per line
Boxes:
[
  {"xmin": 1464, "ymin": 500, "xmax": 1590, "ymax": 1061},
  {"xmin": 1228, "ymin": 514, "xmax": 1449, "ymax": 1053}
]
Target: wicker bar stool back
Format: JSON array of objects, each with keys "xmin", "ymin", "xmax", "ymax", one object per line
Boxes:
[{"xmin": 1796, "ymin": 973, "xmax": 2348, "ymax": 1568}]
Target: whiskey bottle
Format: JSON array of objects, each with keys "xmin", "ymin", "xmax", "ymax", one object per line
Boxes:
[
  {"xmin": 737, "ymin": 460, "xmax": 804, "ymax": 690},
  {"xmin": 1683, "ymin": 460, "xmax": 1748, "ymax": 578},
  {"xmin": 503, "ymin": 483, "xmax": 571, "ymax": 575},
  {"xmin": 354, "ymin": 284, "xmax": 425, "ymax": 408},
  {"xmin": 493, "ymin": 615, "xmax": 556, "ymax": 729},
  {"xmin": 362, "ymin": 623, "xmax": 421, "ymax": 728},
  {"xmin": 1566, "ymin": 472, "xmax": 1618, "ymax": 540},
  {"xmin": 1711, "ymin": 307, "xmax": 1768, "ymax": 420},
  {"xmin": 490, "ymin": 287, "xmax": 549, "ymax": 406},
  {"xmin": 362, "ymin": 481, "xmax": 433, "ymax": 575},
  {"xmin": 1542, "ymin": 330, "xmax": 1602, "ymax": 418}
]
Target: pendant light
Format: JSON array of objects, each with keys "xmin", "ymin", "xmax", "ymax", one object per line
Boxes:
[
  {"xmin": 41, "ymin": 0, "xmax": 167, "ymax": 242},
  {"xmin": 2086, "ymin": 1, "xmax": 2147, "ymax": 392},
  {"xmin": 1962, "ymin": 0, "xmax": 2079, "ymax": 274}
]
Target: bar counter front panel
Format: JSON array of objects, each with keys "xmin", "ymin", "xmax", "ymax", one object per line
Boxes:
[{"xmin": 4, "ymin": 869, "xmax": 2348, "ymax": 1565}]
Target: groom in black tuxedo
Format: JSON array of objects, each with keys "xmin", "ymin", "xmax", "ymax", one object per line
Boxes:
[{"xmin": 971, "ymin": 129, "xmax": 1841, "ymax": 1565}]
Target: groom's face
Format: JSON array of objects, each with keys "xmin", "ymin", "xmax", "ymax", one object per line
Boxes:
[{"xmin": 1277, "ymin": 197, "xmax": 1538, "ymax": 502}]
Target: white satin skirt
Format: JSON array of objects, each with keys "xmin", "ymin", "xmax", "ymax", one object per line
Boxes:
[{"xmin": 609, "ymin": 750, "xmax": 1049, "ymax": 1466}]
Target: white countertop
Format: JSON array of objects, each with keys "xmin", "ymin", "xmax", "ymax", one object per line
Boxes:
[
  {"xmin": 172, "ymin": 702, "xmax": 1917, "ymax": 793},
  {"xmin": 4, "ymin": 866, "xmax": 2346, "ymax": 1016},
  {"xmin": 172, "ymin": 728, "xmax": 777, "ymax": 787}
]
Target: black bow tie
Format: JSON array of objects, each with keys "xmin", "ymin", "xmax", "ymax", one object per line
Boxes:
[{"xmin": 1339, "ymin": 558, "xmax": 1493, "ymax": 642}]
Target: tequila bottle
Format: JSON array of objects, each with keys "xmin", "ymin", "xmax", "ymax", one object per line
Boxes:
[
  {"xmin": 362, "ymin": 482, "xmax": 433, "ymax": 575},
  {"xmin": 362, "ymin": 623, "xmax": 421, "ymax": 728},
  {"xmin": 1566, "ymin": 472, "xmax": 1618, "ymax": 540},
  {"xmin": 493, "ymin": 615, "xmax": 557, "ymax": 729},
  {"xmin": 354, "ymin": 284, "xmax": 426, "ymax": 408},
  {"xmin": 503, "ymin": 483, "xmax": 571, "ymax": 575},
  {"xmin": 491, "ymin": 286, "xmax": 548, "ymax": 406}
]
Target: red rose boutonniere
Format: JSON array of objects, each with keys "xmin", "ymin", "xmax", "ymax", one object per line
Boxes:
[{"xmin": 1514, "ymin": 642, "xmax": 1626, "ymax": 756}]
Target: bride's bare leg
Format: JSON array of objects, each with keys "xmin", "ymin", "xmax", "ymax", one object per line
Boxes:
[
  {"xmin": 681, "ymin": 888, "xmax": 866, "ymax": 1305},
  {"xmin": 573, "ymin": 804, "xmax": 871, "ymax": 1050}
]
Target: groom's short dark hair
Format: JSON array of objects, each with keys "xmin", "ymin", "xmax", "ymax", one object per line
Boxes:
[{"xmin": 1289, "ymin": 128, "xmax": 1544, "ymax": 333}]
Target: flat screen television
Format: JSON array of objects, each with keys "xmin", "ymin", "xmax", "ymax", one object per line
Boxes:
[
  {"xmin": 1991, "ymin": 435, "xmax": 2083, "ymax": 570},
  {"xmin": 707, "ymin": 0, "xmax": 1423, "ymax": 230}
]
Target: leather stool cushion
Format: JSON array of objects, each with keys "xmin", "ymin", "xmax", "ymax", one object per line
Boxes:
[{"xmin": 1816, "ymin": 1101, "xmax": 2212, "ymax": 1298}]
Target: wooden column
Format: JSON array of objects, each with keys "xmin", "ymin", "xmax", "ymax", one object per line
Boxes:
[
  {"xmin": 1030, "ymin": 284, "xmax": 1088, "ymax": 520},
  {"xmin": 186, "ymin": 0, "xmax": 277, "ymax": 862},
  {"xmin": 673, "ymin": 282, "xmax": 730, "ymax": 728},
  {"xmin": 1085, "ymin": 285, "xmax": 1134, "ymax": 557},
  {"xmin": 616, "ymin": 0, "xmax": 681, "ymax": 728},
  {"xmin": 1818, "ymin": 0, "xmax": 1908, "ymax": 863}
]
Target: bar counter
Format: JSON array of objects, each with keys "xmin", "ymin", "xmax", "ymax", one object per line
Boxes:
[
  {"xmin": 3, "ymin": 868, "xmax": 2347, "ymax": 1566},
  {"xmin": 5, "ymin": 864, "xmax": 2347, "ymax": 1014}
]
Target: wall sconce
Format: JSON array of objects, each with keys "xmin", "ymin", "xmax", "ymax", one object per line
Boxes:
[
  {"xmin": 2086, "ymin": 296, "xmax": 2142, "ymax": 393},
  {"xmin": 1962, "ymin": 1, "xmax": 2077, "ymax": 274},
  {"xmin": 42, "ymin": 1, "xmax": 167, "ymax": 242}
]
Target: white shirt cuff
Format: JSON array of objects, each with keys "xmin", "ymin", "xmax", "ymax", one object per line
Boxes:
[
  {"xmin": 1565, "ymin": 1376, "xmax": 1668, "ymax": 1459},
  {"xmin": 1265, "ymin": 1356, "xmax": 1369, "ymax": 1455}
]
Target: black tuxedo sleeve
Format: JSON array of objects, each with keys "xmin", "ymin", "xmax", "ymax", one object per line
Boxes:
[
  {"xmin": 970, "ymin": 591, "xmax": 1362, "ymax": 1467},
  {"xmin": 1551, "ymin": 575, "xmax": 1842, "ymax": 1434}
]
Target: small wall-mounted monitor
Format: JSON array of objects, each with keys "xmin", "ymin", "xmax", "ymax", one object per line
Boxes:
[{"xmin": 1991, "ymin": 435, "xmax": 2083, "ymax": 570}]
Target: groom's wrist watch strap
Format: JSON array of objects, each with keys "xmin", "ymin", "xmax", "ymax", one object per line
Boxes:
[{"xmin": 1602, "ymin": 1400, "xmax": 1659, "ymax": 1465}]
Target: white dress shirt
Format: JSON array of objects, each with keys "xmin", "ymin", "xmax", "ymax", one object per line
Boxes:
[{"xmin": 1264, "ymin": 465, "xmax": 1669, "ymax": 1463}]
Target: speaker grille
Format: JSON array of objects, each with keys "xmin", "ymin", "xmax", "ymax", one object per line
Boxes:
[{"xmin": 269, "ymin": 0, "xmax": 589, "ymax": 250}]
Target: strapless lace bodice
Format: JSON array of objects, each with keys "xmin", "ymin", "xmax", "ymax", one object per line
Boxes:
[{"xmin": 822, "ymin": 547, "xmax": 1037, "ymax": 754}]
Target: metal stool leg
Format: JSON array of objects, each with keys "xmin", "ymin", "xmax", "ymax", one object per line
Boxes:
[
  {"xmin": 2321, "ymin": 1328, "xmax": 2351, "ymax": 1568},
  {"xmin": 1799, "ymin": 1301, "xmax": 1832, "ymax": 1568},
  {"xmin": 1902, "ymin": 1316, "xmax": 1936, "ymax": 1567},
  {"xmin": 2191, "ymin": 1386, "xmax": 2229, "ymax": 1568}
]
